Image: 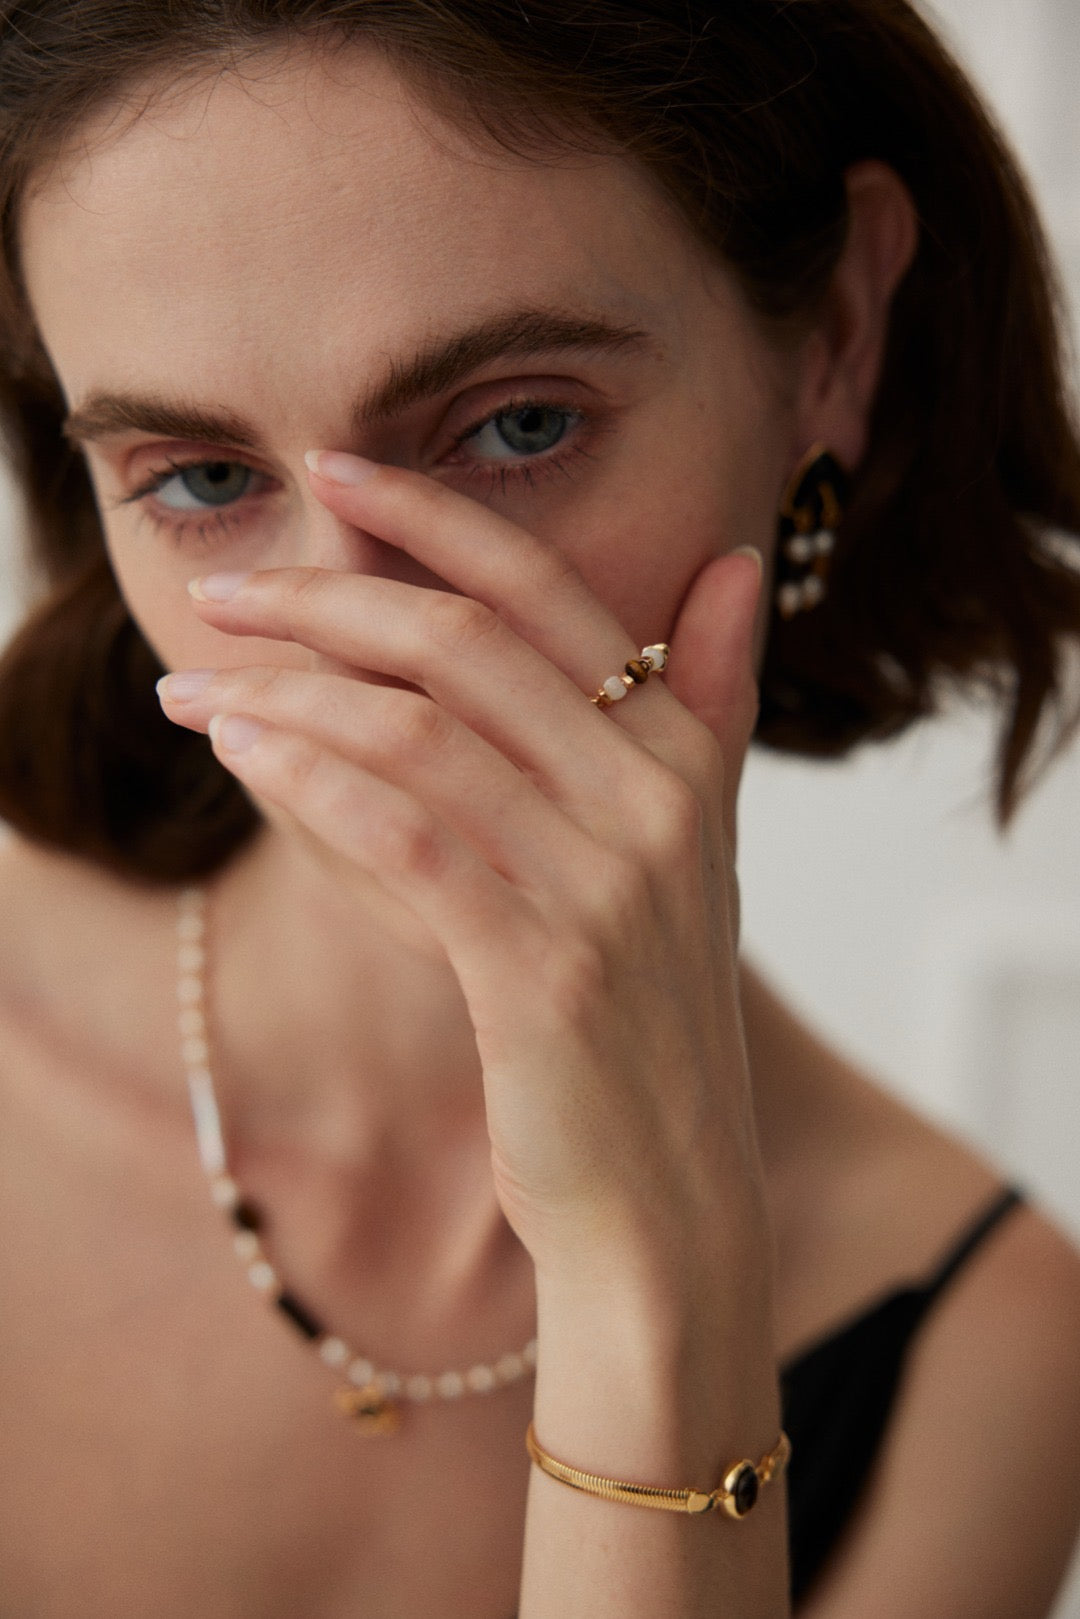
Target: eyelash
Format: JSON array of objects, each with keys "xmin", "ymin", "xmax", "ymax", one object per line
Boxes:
[{"xmin": 119, "ymin": 396, "xmax": 599, "ymax": 545}]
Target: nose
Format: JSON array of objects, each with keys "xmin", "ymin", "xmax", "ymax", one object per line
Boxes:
[
  {"xmin": 295, "ymin": 483, "xmax": 448, "ymax": 592},
  {"xmin": 291, "ymin": 481, "xmax": 450, "ymax": 685},
  {"xmin": 297, "ymin": 494, "xmax": 384, "ymax": 575}
]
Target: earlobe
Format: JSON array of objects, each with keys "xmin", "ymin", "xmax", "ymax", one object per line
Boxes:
[{"xmin": 798, "ymin": 160, "xmax": 920, "ymax": 464}]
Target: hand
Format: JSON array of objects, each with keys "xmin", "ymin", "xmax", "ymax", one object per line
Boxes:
[{"xmin": 158, "ymin": 453, "xmax": 766, "ymax": 1281}]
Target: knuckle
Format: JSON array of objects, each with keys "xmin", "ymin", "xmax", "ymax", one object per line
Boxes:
[
  {"xmin": 542, "ymin": 936, "xmax": 612, "ymax": 1025},
  {"xmin": 419, "ymin": 591, "xmax": 500, "ymax": 654},
  {"xmin": 243, "ymin": 665, "xmax": 291, "ymax": 705},
  {"xmin": 660, "ymin": 777, "xmax": 707, "ymax": 844},
  {"xmin": 505, "ymin": 544, "xmax": 585, "ymax": 632},
  {"xmin": 580, "ymin": 849, "xmax": 650, "ymax": 931},
  {"xmin": 636, "ymin": 772, "xmax": 707, "ymax": 862},
  {"xmin": 387, "ymin": 693, "xmax": 453, "ymax": 759},
  {"xmin": 541, "ymin": 541, "xmax": 586, "ymax": 597},
  {"xmin": 522, "ymin": 534, "xmax": 580, "ymax": 595},
  {"xmin": 687, "ymin": 726, "xmax": 726, "ymax": 785},
  {"xmin": 379, "ymin": 809, "xmax": 448, "ymax": 881},
  {"xmin": 275, "ymin": 734, "xmax": 324, "ymax": 797},
  {"xmin": 289, "ymin": 567, "xmax": 333, "ymax": 618}
]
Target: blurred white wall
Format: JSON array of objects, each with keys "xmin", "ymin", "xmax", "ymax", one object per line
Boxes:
[
  {"xmin": 737, "ymin": 0, "xmax": 1080, "ymax": 1230},
  {"xmin": 0, "ymin": 471, "xmax": 24, "ymax": 647},
  {"xmin": 0, "ymin": 3, "xmax": 1077, "ymax": 1609}
]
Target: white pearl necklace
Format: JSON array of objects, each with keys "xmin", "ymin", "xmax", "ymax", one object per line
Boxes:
[{"xmin": 176, "ymin": 885, "xmax": 537, "ymax": 1433}]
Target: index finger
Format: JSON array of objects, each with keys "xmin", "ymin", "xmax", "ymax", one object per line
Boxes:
[{"xmin": 304, "ymin": 450, "xmax": 677, "ymax": 737}]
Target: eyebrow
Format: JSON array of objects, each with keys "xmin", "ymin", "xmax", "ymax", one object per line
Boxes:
[{"xmin": 62, "ymin": 307, "xmax": 658, "ymax": 449}]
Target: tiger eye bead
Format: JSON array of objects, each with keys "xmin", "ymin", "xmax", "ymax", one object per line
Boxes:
[
  {"xmin": 230, "ymin": 1198, "xmax": 263, "ymax": 1233},
  {"xmin": 624, "ymin": 659, "xmax": 651, "ymax": 683}
]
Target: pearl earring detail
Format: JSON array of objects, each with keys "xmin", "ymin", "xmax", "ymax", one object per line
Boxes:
[{"xmin": 774, "ymin": 444, "xmax": 848, "ymax": 618}]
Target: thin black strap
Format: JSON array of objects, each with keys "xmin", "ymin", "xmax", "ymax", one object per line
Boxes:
[{"xmin": 923, "ymin": 1184, "xmax": 1025, "ymax": 1302}]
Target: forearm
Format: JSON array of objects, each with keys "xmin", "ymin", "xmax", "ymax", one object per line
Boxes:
[{"xmin": 519, "ymin": 1235, "xmax": 790, "ymax": 1619}]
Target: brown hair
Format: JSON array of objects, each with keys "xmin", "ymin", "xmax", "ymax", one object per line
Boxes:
[{"xmin": 1, "ymin": 0, "xmax": 1079, "ymax": 883}]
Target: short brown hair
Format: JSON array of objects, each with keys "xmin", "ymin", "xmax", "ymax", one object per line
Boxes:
[{"xmin": 1, "ymin": 0, "xmax": 1079, "ymax": 882}]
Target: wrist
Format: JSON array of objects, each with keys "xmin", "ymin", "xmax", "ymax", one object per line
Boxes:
[
  {"xmin": 528, "ymin": 1172, "xmax": 775, "ymax": 1299},
  {"xmin": 531, "ymin": 1243, "xmax": 780, "ymax": 1481}
]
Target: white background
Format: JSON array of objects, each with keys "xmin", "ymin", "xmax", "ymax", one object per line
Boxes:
[{"xmin": 0, "ymin": 2, "xmax": 1078, "ymax": 1610}]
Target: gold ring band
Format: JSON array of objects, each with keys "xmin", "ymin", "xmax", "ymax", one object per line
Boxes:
[
  {"xmin": 591, "ymin": 643, "xmax": 670, "ymax": 708},
  {"xmin": 525, "ymin": 1423, "xmax": 791, "ymax": 1518}
]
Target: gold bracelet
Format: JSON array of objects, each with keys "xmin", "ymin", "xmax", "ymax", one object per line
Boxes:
[{"xmin": 525, "ymin": 1423, "xmax": 791, "ymax": 1518}]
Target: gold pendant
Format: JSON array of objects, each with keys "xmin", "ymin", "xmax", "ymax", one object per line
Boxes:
[{"xmin": 334, "ymin": 1383, "xmax": 401, "ymax": 1434}]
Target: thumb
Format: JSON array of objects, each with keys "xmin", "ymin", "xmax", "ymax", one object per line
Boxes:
[{"xmin": 663, "ymin": 545, "xmax": 764, "ymax": 849}]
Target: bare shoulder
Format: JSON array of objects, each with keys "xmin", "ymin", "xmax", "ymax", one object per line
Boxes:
[
  {"xmin": 0, "ymin": 832, "xmax": 186, "ymax": 1144},
  {"xmin": 0, "ymin": 831, "xmax": 176, "ymax": 1001},
  {"xmin": 767, "ymin": 1031, "xmax": 1080, "ymax": 1618},
  {"xmin": 743, "ymin": 963, "xmax": 1080, "ymax": 1614},
  {"xmin": 0, "ymin": 828, "xmax": 165, "ymax": 943},
  {"xmin": 800, "ymin": 1192, "xmax": 1080, "ymax": 1618}
]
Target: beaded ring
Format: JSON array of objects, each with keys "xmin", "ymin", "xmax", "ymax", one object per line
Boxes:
[{"xmin": 591, "ymin": 643, "xmax": 670, "ymax": 708}]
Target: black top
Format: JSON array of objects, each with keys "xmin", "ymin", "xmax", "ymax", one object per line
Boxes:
[{"xmin": 781, "ymin": 1184, "xmax": 1025, "ymax": 1607}]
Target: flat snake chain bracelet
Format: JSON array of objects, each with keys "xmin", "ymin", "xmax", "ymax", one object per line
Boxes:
[{"xmin": 526, "ymin": 1423, "xmax": 791, "ymax": 1518}]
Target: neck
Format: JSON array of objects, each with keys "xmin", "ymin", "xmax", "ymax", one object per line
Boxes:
[
  {"xmin": 204, "ymin": 825, "xmax": 488, "ymax": 1164},
  {"xmin": 206, "ymin": 830, "xmax": 818, "ymax": 1180}
]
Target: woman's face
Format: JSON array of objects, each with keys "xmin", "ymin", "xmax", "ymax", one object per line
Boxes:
[{"xmin": 19, "ymin": 43, "xmax": 799, "ymax": 681}]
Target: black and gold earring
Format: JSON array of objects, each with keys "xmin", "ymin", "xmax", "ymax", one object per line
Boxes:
[{"xmin": 774, "ymin": 444, "xmax": 848, "ymax": 618}]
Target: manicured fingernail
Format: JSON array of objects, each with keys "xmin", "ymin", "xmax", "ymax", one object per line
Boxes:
[
  {"xmin": 730, "ymin": 545, "xmax": 764, "ymax": 577},
  {"xmin": 157, "ymin": 669, "xmax": 215, "ymax": 702},
  {"xmin": 188, "ymin": 572, "xmax": 250, "ymax": 602},
  {"xmin": 209, "ymin": 713, "xmax": 262, "ymax": 753},
  {"xmin": 305, "ymin": 449, "xmax": 379, "ymax": 485}
]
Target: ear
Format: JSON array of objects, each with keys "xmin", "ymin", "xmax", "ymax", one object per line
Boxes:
[{"xmin": 795, "ymin": 160, "xmax": 919, "ymax": 468}]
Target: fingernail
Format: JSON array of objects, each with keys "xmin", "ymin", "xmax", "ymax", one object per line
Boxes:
[
  {"xmin": 730, "ymin": 545, "xmax": 764, "ymax": 577},
  {"xmin": 305, "ymin": 449, "xmax": 379, "ymax": 485},
  {"xmin": 188, "ymin": 572, "xmax": 250, "ymax": 602},
  {"xmin": 157, "ymin": 669, "xmax": 215, "ymax": 702},
  {"xmin": 209, "ymin": 713, "xmax": 262, "ymax": 753}
]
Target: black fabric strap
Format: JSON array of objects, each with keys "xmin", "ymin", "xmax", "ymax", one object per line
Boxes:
[
  {"xmin": 783, "ymin": 1183, "xmax": 1027, "ymax": 1608},
  {"xmin": 921, "ymin": 1184, "xmax": 1025, "ymax": 1303}
]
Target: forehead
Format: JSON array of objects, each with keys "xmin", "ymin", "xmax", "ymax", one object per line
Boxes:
[{"xmin": 19, "ymin": 44, "xmax": 736, "ymax": 410}]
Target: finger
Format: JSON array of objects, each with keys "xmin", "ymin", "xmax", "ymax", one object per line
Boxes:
[
  {"xmin": 159, "ymin": 664, "xmax": 594, "ymax": 887},
  {"xmin": 302, "ymin": 453, "xmax": 687, "ymax": 746},
  {"xmin": 665, "ymin": 547, "xmax": 763, "ymax": 851},
  {"xmin": 187, "ymin": 567, "xmax": 686, "ymax": 837},
  {"xmin": 205, "ymin": 714, "xmax": 533, "ymax": 975}
]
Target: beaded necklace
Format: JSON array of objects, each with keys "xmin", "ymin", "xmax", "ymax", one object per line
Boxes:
[{"xmin": 176, "ymin": 885, "xmax": 537, "ymax": 1434}]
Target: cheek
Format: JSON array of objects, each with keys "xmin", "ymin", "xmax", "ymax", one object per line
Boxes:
[
  {"xmin": 103, "ymin": 530, "xmax": 305, "ymax": 676},
  {"xmin": 568, "ymin": 465, "xmax": 778, "ymax": 650},
  {"xmin": 100, "ymin": 532, "xmax": 198, "ymax": 671},
  {"xmin": 563, "ymin": 369, "xmax": 786, "ymax": 645},
  {"xmin": 83, "ymin": 465, "xmax": 203, "ymax": 669}
]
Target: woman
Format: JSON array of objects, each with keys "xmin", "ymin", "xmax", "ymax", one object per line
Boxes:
[{"xmin": 0, "ymin": 1, "xmax": 1078, "ymax": 1613}]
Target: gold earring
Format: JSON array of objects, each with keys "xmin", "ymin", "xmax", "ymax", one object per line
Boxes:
[{"xmin": 775, "ymin": 444, "xmax": 848, "ymax": 618}]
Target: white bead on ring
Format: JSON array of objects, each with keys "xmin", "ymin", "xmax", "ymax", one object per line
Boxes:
[{"xmin": 591, "ymin": 643, "xmax": 670, "ymax": 708}]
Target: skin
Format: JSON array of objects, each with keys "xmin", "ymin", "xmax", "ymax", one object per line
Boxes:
[
  {"xmin": 19, "ymin": 44, "xmax": 904, "ymax": 1150},
  {"xmin": 7, "ymin": 37, "xmax": 1080, "ymax": 1619}
]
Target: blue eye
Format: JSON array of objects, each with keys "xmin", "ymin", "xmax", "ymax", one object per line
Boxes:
[
  {"xmin": 465, "ymin": 404, "xmax": 575, "ymax": 461},
  {"xmin": 153, "ymin": 462, "xmax": 255, "ymax": 510}
]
